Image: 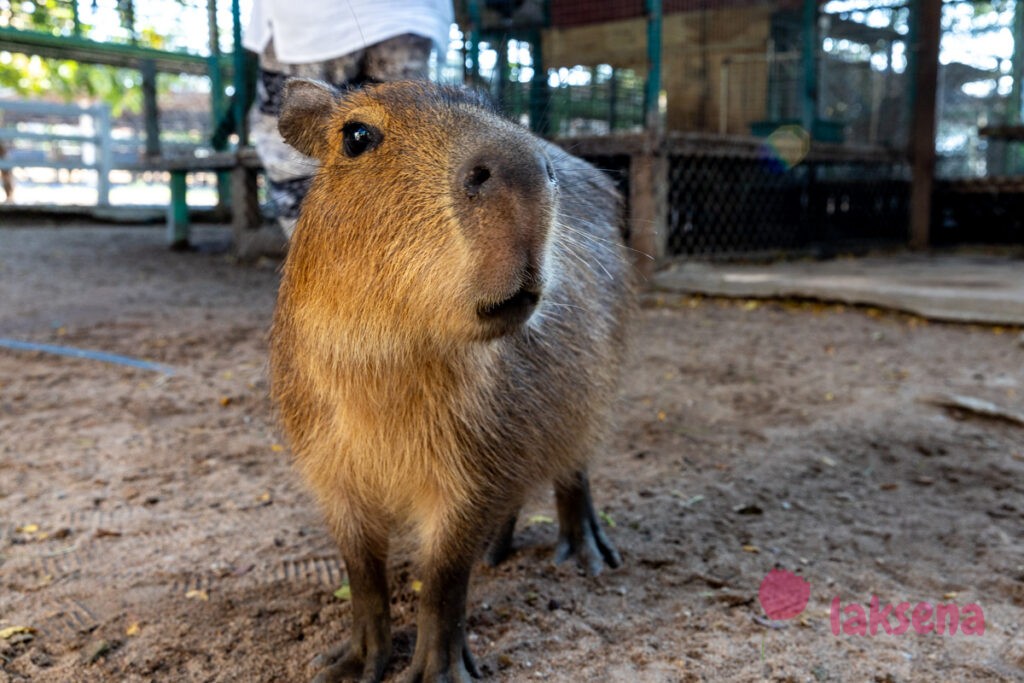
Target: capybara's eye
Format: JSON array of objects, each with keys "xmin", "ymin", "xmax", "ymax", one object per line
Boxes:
[{"xmin": 342, "ymin": 122, "xmax": 381, "ymax": 158}]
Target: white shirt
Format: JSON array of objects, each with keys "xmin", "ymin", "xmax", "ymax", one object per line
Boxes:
[{"xmin": 243, "ymin": 0, "xmax": 454, "ymax": 64}]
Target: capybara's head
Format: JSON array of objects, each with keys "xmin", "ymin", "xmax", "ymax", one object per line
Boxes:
[{"xmin": 279, "ymin": 79, "xmax": 558, "ymax": 348}]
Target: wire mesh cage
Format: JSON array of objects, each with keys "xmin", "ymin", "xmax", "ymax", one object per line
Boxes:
[{"xmin": 663, "ymin": 136, "xmax": 910, "ymax": 256}]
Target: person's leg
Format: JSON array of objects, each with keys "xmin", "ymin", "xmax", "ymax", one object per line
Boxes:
[
  {"xmin": 248, "ymin": 42, "xmax": 362, "ymax": 237},
  {"xmin": 250, "ymin": 34, "xmax": 432, "ymax": 238},
  {"xmin": 361, "ymin": 33, "xmax": 433, "ymax": 83}
]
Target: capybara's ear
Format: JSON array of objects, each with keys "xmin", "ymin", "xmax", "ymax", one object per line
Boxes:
[{"xmin": 279, "ymin": 78, "xmax": 339, "ymax": 160}]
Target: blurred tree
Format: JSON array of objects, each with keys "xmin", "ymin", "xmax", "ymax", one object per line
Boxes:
[
  {"xmin": 0, "ymin": 0, "xmax": 184, "ymax": 114},
  {"xmin": 0, "ymin": 54, "xmax": 145, "ymax": 115}
]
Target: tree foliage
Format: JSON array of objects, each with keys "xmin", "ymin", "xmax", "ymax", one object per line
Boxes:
[{"xmin": 0, "ymin": 0, "xmax": 184, "ymax": 115}]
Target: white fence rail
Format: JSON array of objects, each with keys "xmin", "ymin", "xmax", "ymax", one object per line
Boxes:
[{"xmin": 0, "ymin": 100, "xmax": 114, "ymax": 205}]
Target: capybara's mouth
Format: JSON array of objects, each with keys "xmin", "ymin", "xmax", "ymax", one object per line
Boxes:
[{"xmin": 478, "ymin": 287, "xmax": 540, "ymax": 323}]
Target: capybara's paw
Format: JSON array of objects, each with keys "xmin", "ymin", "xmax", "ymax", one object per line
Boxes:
[
  {"xmin": 401, "ymin": 638, "xmax": 480, "ymax": 683},
  {"xmin": 554, "ymin": 509, "xmax": 622, "ymax": 577},
  {"xmin": 310, "ymin": 640, "xmax": 390, "ymax": 683}
]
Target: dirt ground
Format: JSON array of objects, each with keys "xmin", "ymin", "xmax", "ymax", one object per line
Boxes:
[{"xmin": 1, "ymin": 224, "xmax": 1023, "ymax": 683}]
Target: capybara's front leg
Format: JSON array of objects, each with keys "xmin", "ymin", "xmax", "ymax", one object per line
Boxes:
[
  {"xmin": 311, "ymin": 536, "xmax": 391, "ymax": 683},
  {"xmin": 554, "ymin": 470, "xmax": 622, "ymax": 576},
  {"xmin": 403, "ymin": 552, "xmax": 481, "ymax": 683}
]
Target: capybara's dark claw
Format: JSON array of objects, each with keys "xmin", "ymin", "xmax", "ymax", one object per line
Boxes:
[{"xmin": 555, "ymin": 470, "xmax": 622, "ymax": 576}]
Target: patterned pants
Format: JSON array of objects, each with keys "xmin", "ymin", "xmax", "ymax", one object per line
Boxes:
[{"xmin": 249, "ymin": 33, "xmax": 433, "ymax": 237}]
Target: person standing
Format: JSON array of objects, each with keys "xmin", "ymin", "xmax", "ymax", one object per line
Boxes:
[{"xmin": 243, "ymin": 0, "xmax": 453, "ymax": 237}]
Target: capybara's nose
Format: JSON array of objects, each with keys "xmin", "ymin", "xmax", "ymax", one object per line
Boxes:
[{"xmin": 458, "ymin": 142, "xmax": 554, "ymax": 201}]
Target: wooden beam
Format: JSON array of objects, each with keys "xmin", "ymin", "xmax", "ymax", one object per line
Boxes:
[{"xmin": 909, "ymin": 0, "xmax": 941, "ymax": 249}]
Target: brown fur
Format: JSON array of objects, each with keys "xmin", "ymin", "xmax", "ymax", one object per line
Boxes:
[{"xmin": 270, "ymin": 79, "xmax": 632, "ymax": 681}]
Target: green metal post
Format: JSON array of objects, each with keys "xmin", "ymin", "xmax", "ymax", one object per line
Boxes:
[
  {"xmin": 466, "ymin": 0, "xmax": 482, "ymax": 87},
  {"xmin": 528, "ymin": 30, "xmax": 550, "ymax": 136},
  {"xmin": 644, "ymin": 0, "xmax": 663, "ymax": 129},
  {"xmin": 168, "ymin": 170, "xmax": 190, "ymax": 248},
  {"xmin": 1009, "ymin": 0, "xmax": 1024, "ymax": 171},
  {"xmin": 1013, "ymin": 0, "xmax": 1024, "ymax": 123},
  {"xmin": 231, "ymin": 0, "xmax": 249, "ymax": 146},
  {"xmin": 906, "ymin": 0, "xmax": 919, "ymax": 135},
  {"xmin": 609, "ymin": 68, "xmax": 618, "ymax": 132},
  {"xmin": 127, "ymin": 0, "xmax": 138, "ymax": 46},
  {"xmin": 71, "ymin": 0, "xmax": 81, "ymax": 37},
  {"xmin": 801, "ymin": 0, "xmax": 818, "ymax": 137},
  {"xmin": 209, "ymin": 0, "xmax": 230, "ymax": 207},
  {"xmin": 141, "ymin": 59, "xmax": 160, "ymax": 158}
]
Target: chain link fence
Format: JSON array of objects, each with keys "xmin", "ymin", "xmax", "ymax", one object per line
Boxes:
[{"xmin": 664, "ymin": 136, "xmax": 909, "ymax": 256}]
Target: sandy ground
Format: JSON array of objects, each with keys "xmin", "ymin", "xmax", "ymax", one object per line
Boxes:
[{"xmin": 1, "ymin": 225, "xmax": 1023, "ymax": 683}]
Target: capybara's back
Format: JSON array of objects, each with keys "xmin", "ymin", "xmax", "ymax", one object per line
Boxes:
[{"xmin": 270, "ymin": 79, "xmax": 631, "ymax": 682}]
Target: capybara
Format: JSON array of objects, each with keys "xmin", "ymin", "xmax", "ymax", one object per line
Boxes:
[{"xmin": 270, "ymin": 78, "xmax": 632, "ymax": 682}]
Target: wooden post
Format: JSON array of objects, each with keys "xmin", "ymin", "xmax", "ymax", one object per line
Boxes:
[
  {"xmin": 630, "ymin": 0, "xmax": 667, "ymax": 279},
  {"xmin": 208, "ymin": 0, "xmax": 231, "ymax": 211},
  {"xmin": 908, "ymin": 0, "xmax": 941, "ymax": 249},
  {"xmin": 629, "ymin": 150, "xmax": 668, "ymax": 277},
  {"xmin": 231, "ymin": 163, "xmax": 260, "ymax": 236}
]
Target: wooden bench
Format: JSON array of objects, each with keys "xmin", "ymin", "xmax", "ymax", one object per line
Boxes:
[{"xmin": 140, "ymin": 148, "xmax": 262, "ymax": 249}]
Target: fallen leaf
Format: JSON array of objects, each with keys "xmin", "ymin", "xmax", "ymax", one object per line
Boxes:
[
  {"xmin": 257, "ymin": 492, "xmax": 271, "ymax": 504},
  {"xmin": 742, "ymin": 545, "xmax": 760, "ymax": 554},
  {"xmin": 16, "ymin": 523, "xmax": 38, "ymax": 534},
  {"xmin": 821, "ymin": 456, "xmax": 837, "ymax": 467},
  {"xmin": 185, "ymin": 589, "xmax": 209, "ymax": 601},
  {"xmin": 943, "ymin": 592, "xmax": 958, "ymax": 600},
  {"xmin": 880, "ymin": 482, "xmax": 899, "ymax": 491},
  {"xmin": 334, "ymin": 582, "xmax": 352, "ymax": 601},
  {"xmin": 411, "ymin": 580, "xmax": 423, "ymax": 594},
  {"xmin": 526, "ymin": 514, "xmax": 554, "ymax": 525},
  {"xmin": 0, "ymin": 626, "xmax": 35, "ymax": 639},
  {"xmin": 742, "ymin": 300, "xmax": 760, "ymax": 311},
  {"xmin": 125, "ymin": 622, "xmax": 140, "ymax": 637},
  {"xmin": 599, "ymin": 510, "xmax": 616, "ymax": 528},
  {"xmin": 219, "ymin": 396, "xmax": 232, "ymax": 407},
  {"xmin": 270, "ymin": 444, "xmax": 285, "ymax": 453},
  {"xmin": 94, "ymin": 528, "xmax": 122, "ymax": 538}
]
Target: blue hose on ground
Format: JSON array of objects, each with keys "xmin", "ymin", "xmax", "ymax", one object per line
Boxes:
[{"xmin": 0, "ymin": 338, "xmax": 177, "ymax": 375}]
